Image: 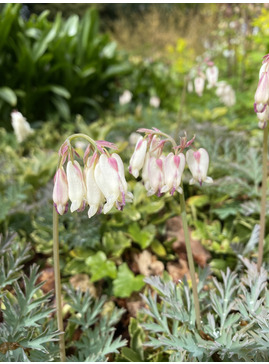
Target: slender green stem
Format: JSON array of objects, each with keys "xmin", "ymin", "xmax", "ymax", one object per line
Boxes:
[
  {"xmin": 257, "ymin": 125, "xmax": 268, "ymax": 272},
  {"xmin": 53, "ymin": 206, "xmax": 66, "ymax": 361},
  {"xmin": 179, "ymin": 187, "xmax": 201, "ymax": 330}
]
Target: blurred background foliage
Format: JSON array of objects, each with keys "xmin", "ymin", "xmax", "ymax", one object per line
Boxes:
[{"xmin": 0, "ymin": 3, "xmax": 269, "ymax": 360}]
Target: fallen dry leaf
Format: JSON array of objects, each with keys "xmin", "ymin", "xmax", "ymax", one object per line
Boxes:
[{"xmin": 134, "ymin": 250, "xmax": 164, "ymax": 276}]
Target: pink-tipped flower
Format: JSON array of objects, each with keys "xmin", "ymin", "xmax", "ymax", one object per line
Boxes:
[
  {"xmin": 53, "ymin": 167, "xmax": 69, "ymax": 215},
  {"xmin": 161, "ymin": 152, "xmax": 185, "ymax": 195},
  {"xmin": 194, "ymin": 76, "xmax": 205, "ymax": 97},
  {"xmin": 94, "ymin": 153, "xmax": 133, "ymax": 214},
  {"xmin": 85, "ymin": 156, "xmax": 105, "ymax": 219},
  {"xmin": 147, "ymin": 156, "xmax": 165, "ymax": 196},
  {"xmin": 129, "ymin": 136, "xmax": 148, "ymax": 178},
  {"xmin": 66, "ymin": 160, "xmax": 86, "ymax": 212},
  {"xmin": 206, "ymin": 65, "xmax": 219, "ymax": 88},
  {"xmin": 254, "ymin": 69, "xmax": 269, "ymax": 113},
  {"xmin": 186, "ymin": 148, "xmax": 213, "ymax": 186}
]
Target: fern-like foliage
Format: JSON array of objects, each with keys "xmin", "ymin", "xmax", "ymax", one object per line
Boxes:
[
  {"xmin": 142, "ymin": 258, "xmax": 269, "ymax": 361},
  {"xmin": 0, "ymin": 233, "xmax": 31, "ymax": 290},
  {"xmin": 0, "ymin": 264, "xmax": 59, "ymax": 362},
  {"xmin": 65, "ymin": 285, "xmax": 127, "ymax": 362}
]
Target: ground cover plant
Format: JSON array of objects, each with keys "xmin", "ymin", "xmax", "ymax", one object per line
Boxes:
[{"xmin": 0, "ymin": 3, "xmax": 269, "ymax": 362}]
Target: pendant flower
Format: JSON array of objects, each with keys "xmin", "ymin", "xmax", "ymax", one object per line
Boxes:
[
  {"xmin": 53, "ymin": 167, "xmax": 69, "ymax": 215},
  {"xmin": 186, "ymin": 148, "xmax": 213, "ymax": 186}
]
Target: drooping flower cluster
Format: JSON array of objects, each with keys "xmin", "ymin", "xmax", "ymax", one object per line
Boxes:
[
  {"xmin": 254, "ymin": 54, "xmax": 269, "ymax": 129},
  {"xmin": 11, "ymin": 110, "xmax": 34, "ymax": 143},
  {"xmin": 129, "ymin": 127, "xmax": 213, "ymax": 196},
  {"xmin": 187, "ymin": 58, "xmax": 236, "ymax": 107},
  {"xmin": 53, "ymin": 136, "xmax": 133, "ymax": 218},
  {"xmin": 187, "ymin": 59, "xmax": 219, "ymax": 97}
]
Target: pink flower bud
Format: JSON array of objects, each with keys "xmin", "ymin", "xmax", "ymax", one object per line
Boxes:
[
  {"xmin": 254, "ymin": 71, "xmax": 269, "ymax": 113},
  {"xmin": 85, "ymin": 156, "xmax": 105, "ymax": 219},
  {"xmin": 66, "ymin": 160, "xmax": 86, "ymax": 212},
  {"xmin": 161, "ymin": 152, "xmax": 185, "ymax": 195},
  {"xmin": 53, "ymin": 167, "xmax": 68, "ymax": 215},
  {"xmin": 186, "ymin": 148, "xmax": 213, "ymax": 186},
  {"xmin": 129, "ymin": 136, "xmax": 148, "ymax": 178}
]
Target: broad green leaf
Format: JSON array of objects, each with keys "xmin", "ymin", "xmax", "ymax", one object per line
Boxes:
[
  {"xmin": 139, "ymin": 199, "xmax": 165, "ymax": 215},
  {"xmin": 0, "ymin": 87, "xmax": 17, "ymax": 106},
  {"xmin": 128, "ymin": 223, "xmax": 156, "ymax": 249},
  {"xmin": 102, "ymin": 231, "xmax": 132, "ymax": 258},
  {"xmin": 49, "ymin": 85, "xmax": 71, "ymax": 99},
  {"xmin": 113, "ymin": 263, "xmax": 145, "ymax": 298},
  {"xmin": 121, "ymin": 347, "xmax": 142, "ymax": 362},
  {"xmin": 151, "ymin": 240, "xmax": 166, "ymax": 257},
  {"xmin": 86, "ymin": 251, "xmax": 117, "ymax": 282},
  {"xmin": 187, "ymin": 195, "xmax": 209, "ymax": 208}
]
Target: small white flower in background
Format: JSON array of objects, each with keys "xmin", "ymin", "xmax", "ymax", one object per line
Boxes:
[
  {"xmin": 186, "ymin": 148, "xmax": 213, "ymax": 186},
  {"xmin": 215, "ymin": 81, "xmax": 236, "ymax": 107},
  {"xmin": 149, "ymin": 96, "xmax": 160, "ymax": 108},
  {"xmin": 129, "ymin": 132, "xmax": 141, "ymax": 146},
  {"xmin": 194, "ymin": 76, "xmax": 205, "ymax": 97},
  {"xmin": 161, "ymin": 152, "xmax": 185, "ymax": 195},
  {"xmin": 119, "ymin": 90, "xmax": 133, "ymax": 105},
  {"xmin": 129, "ymin": 136, "xmax": 148, "ymax": 178},
  {"xmin": 11, "ymin": 110, "xmax": 34, "ymax": 143},
  {"xmin": 66, "ymin": 160, "xmax": 86, "ymax": 213},
  {"xmin": 53, "ymin": 167, "xmax": 69, "ymax": 215},
  {"xmin": 206, "ymin": 65, "xmax": 219, "ymax": 89},
  {"xmin": 75, "ymin": 141, "xmax": 87, "ymax": 151},
  {"xmin": 187, "ymin": 80, "xmax": 193, "ymax": 93}
]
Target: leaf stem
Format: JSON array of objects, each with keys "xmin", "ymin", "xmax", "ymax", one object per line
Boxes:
[
  {"xmin": 257, "ymin": 124, "xmax": 268, "ymax": 272},
  {"xmin": 53, "ymin": 206, "xmax": 66, "ymax": 361},
  {"xmin": 179, "ymin": 187, "xmax": 201, "ymax": 330}
]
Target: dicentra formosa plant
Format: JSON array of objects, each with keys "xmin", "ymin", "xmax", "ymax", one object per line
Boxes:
[
  {"xmin": 52, "ymin": 133, "xmax": 133, "ymax": 361},
  {"xmin": 129, "ymin": 127, "xmax": 213, "ymax": 331}
]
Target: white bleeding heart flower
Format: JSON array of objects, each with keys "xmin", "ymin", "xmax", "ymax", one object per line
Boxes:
[
  {"xmin": 149, "ymin": 96, "xmax": 160, "ymax": 108},
  {"xmin": 53, "ymin": 167, "xmax": 69, "ymax": 215},
  {"xmin": 194, "ymin": 76, "xmax": 205, "ymax": 97},
  {"xmin": 66, "ymin": 160, "xmax": 86, "ymax": 212},
  {"xmin": 187, "ymin": 80, "xmax": 193, "ymax": 93},
  {"xmin": 129, "ymin": 136, "xmax": 148, "ymax": 178},
  {"xmin": 85, "ymin": 155, "xmax": 105, "ymax": 218},
  {"xmin": 161, "ymin": 152, "xmax": 185, "ymax": 195},
  {"xmin": 11, "ymin": 110, "xmax": 34, "ymax": 143},
  {"xmin": 147, "ymin": 156, "xmax": 165, "ymax": 196},
  {"xmin": 119, "ymin": 90, "xmax": 133, "ymax": 105},
  {"xmin": 186, "ymin": 148, "xmax": 213, "ymax": 186},
  {"xmin": 94, "ymin": 153, "xmax": 133, "ymax": 214},
  {"xmin": 254, "ymin": 67, "xmax": 269, "ymax": 113},
  {"xmin": 206, "ymin": 65, "xmax": 219, "ymax": 88}
]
